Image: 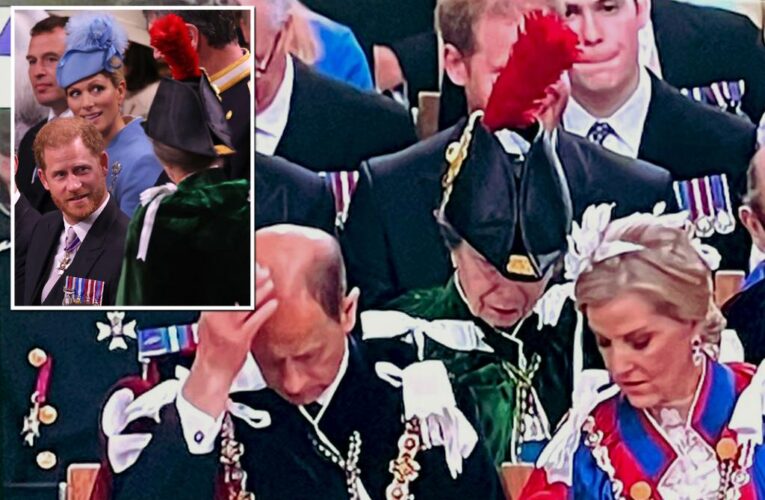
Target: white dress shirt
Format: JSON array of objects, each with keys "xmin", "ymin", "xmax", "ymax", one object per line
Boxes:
[
  {"xmin": 563, "ymin": 66, "xmax": 653, "ymax": 158},
  {"xmin": 256, "ymin": 54, "xmax": 294, "ymax": 156},
  {"xmin": 176, "ymin": 339, "xmax": 350, "ymax": 454},
  {"xmin": 494, "ymin": 129, "xmax": 531, "ymax": 157},
  {"xmin": 40, "ymin": 193, "xmax": 110, "ymax": 302},
  {"xmin": 47, "ymin": 107, "xmax": 73, "ymax": 122}
]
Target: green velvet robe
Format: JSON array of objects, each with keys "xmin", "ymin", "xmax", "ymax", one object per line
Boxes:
[
  {"xmin": 116, "ymin": 168, "xmax": 250, "ymax": 306},
  {"xmin": 383, "ymin": 276, "xmax": 600, "ymax": 465}
]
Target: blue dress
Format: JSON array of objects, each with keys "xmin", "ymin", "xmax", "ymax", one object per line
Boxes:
[{"xmin": 105, "ymin": 117, "xmax": 163, "ymax": 217}]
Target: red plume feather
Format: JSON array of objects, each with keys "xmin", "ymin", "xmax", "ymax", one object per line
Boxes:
[
  {"xmin": 483, "ymin": 10, "xmax": 580, "ymax": 131},
  {"xmin": 149, "ymin": 14, "xmax": 201, "ymax": 80}
]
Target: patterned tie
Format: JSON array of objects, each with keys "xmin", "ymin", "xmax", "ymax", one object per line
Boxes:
[{"xmin": 586, "ymin": 121, "xmax": 616, "ymax": 145}]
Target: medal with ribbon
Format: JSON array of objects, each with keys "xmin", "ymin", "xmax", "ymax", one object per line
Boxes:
[
  {"xmin": 56, "ymin": 231, "xmax": 82, "ymax": 276},
  {"xmin": 673, "ymin": 174, "xmax": 735, "ymax": 237},
  {"xmin": 710, "ymin": 174, "xmax": 736, "ymax": 234},
  {"xmin": 108, "ymin": 161, "xmax": 122, "ymax": 194},
  {"xmin": 136, "ymin": 323, "xmax": 198, "ymax": 362},
  {"xmin": 62, "ymin": 276, "xmax": 106, "ymax": 305},
  {"xmin": 680, "ymin": 79, "xmax": 746, "ymax": 118},
  {"xmin": 21, "ymin": 352, "xmax": 56, "ymax": 447}
]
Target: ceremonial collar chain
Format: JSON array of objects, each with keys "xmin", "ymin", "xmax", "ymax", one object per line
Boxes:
[{"xmin": 310, "ymin": 431, "xmax": 363, "ymax": 500}]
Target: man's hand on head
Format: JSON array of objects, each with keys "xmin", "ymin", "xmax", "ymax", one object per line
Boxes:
[{"xmin": 182, "ymin": 264, "xmax": 278, "ymax": 418}]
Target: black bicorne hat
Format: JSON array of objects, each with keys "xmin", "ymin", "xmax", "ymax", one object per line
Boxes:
[
  {"xmin": 439, "ymin": 112, "xmax": 573, "ymax": 282},
  {"xmin": 143, "ymin": 72, "xmax": 234, "ymax": 158}
]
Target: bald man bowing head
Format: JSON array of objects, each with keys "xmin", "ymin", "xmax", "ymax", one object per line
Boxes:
[{"xmin": 103, "ymin": 225, "xmax": 502, "ymax": 500}]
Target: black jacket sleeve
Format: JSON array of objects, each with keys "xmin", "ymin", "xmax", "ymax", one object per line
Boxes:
[
  {"xmin": 112, "ymin": 404, "xmax": 219, "ymax": 500},
  {"xmin": 340, "ymin": 161, "xmax": 399, "ymax": 310},
  {"xmin": 13, "ymin": 192, "xmax": 41, "ymax": 304}
]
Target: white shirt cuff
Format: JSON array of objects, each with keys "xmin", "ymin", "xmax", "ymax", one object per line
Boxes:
[{"xmin": 175, "ymin": 391, "xmax": 224, "ymax": 454}]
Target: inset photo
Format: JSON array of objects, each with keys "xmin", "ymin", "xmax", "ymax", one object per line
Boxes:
[{"xmin": 11, "ymin": 6, "xmax": 254, "ymax": 309}]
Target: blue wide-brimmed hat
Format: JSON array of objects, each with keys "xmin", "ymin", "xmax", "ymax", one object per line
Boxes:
[{"xmin": 56, "ymin": 14, "xmax": 129, "ymax": 89}]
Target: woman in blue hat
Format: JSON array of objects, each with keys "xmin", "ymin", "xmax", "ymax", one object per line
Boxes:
[{"xmin": 57, "ymin": 14, "xmax": 163, "ymax": 217}]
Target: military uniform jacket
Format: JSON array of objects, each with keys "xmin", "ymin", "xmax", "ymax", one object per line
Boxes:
[
  {"xmin": 106, "ymin": 338, "xmax": 503, "ymax": 500},
  {"xmin": 341, "ymin": 121, "xmax": 675, "ymax": 309},
  {"xmin": 210, "ymin": 51, "xmax": 251, "ymax": 181},
  {"xmin": 371, "ymin": 277, "xmax": 601, "ymax": 466},
  {"xmin": 117, "ymin": 168, "xmax": 249, "ymax": 306},
  {"xmin": 3, "ymin": 207, "xmax": 199, "ymax": 500}
]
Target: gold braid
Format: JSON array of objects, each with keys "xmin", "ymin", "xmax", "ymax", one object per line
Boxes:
[{"xmin": 438, "ymin": 110, "xmax": 485, "ymax": 215}]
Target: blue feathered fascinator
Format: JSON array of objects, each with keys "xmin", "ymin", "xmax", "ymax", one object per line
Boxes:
[{"xmin": 57, "ymin": 14, "xmax": 129, "ymax": 89}]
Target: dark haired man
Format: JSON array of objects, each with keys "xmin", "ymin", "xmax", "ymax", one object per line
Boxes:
[
  {"xmin": 16, "ymin": 16, "xmax": 71, "ymax": 213},
  {"xmin": 561, "ymin": 0, "xmax": 756, "ymax": 271}
]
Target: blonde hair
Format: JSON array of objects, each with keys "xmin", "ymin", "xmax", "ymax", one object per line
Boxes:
[
  {"xmin": 106, "ymin": 59, "xmax": 126, "ymax": 88},
  {"xmin": 574, "ymin": 217, "xmax": 725, "ymax": 355}
]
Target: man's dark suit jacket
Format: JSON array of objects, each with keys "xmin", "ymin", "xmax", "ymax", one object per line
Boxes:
[
  {"xmin": 15, "ymin": 120, "xmax": 57, "ymax": 214},
  {"xmin": 341, "ymin": 123, "xmax": 676, "ymax": 310},
  {"xmin": 14, "ymin": 192, "xmax": 42, "ymax": 304},
  {"xmin": 637, "ymin": 73, "xmax": 756, "ymax": 271},
  {"xmin": 652, "ymin": 0, "xmax": 765, "ymax": 122},
  {"xmin": 255, "ymin": 153, "xmax": 336, "ymax": 235},
  {"xmin": 723, "ymin": 279, "xmax": 765, "ymax": 364},
  {"xmin": 273, "ymin": 60, "xmax": 418, "ymax": 172},
  {"xmin": 22, "ymin": 195, "xmax": 128, "ymax": 305}
]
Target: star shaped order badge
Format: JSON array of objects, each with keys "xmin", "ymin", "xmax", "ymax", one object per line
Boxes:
[
  {"xmin": 21, "ymin": 409, "xmax": 40, "ymax": 446},
  {"xmin": 96, "ymin": 312, "xmax": 137, "ymax": 351}
]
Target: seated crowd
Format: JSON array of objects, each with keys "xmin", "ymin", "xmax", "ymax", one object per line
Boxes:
[{"xmin": 3, "ymin": 0, "xmax": 765, "ymax": 498}]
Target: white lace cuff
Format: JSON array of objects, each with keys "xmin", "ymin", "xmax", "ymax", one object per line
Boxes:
[{"xmin": 176, "ymin": 390, "xmax": 224, "ymax": 455}]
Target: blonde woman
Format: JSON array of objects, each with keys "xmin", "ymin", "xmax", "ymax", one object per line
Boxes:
[
  {"xmin": 521, "ymin": 204, "xmax": 763, "ymax": 500},
  {"xmin": 57, "ymin": 14, "xmax": 162, "ymax": 216}
]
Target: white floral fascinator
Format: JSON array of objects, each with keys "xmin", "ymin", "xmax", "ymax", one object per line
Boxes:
[{"xmin": 564, "ymin": 203, "xmax": 721, "ymax": 284}]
